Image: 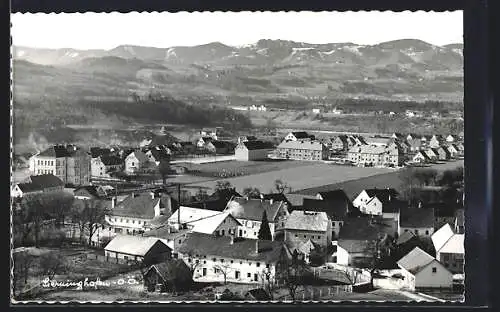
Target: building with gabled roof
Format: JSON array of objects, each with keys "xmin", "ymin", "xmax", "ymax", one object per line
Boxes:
[
  {"xmin": 281, "ymin": 210, "xmax": 332, "ymax": 247},
  {"xmin": 352, "ymin": 188, "xmax": 399, "ymax": 216},
  {"xmin": 398, "ymin": 208, "xmax": 435, "ymax": 237},
  {"xmin": 275, "ymin": 140, "xmax": 328, "ymax": 161},
  {"xmin": 143, "ymin": 259, "xmax": 193, "ymax": 293},
  {"xmin": 104, "ymin": 235, "xmax": 171, "ymax": 264},
  {"xmin": 11, "ymin": 174, "xmax": 65, "ymax": 198},
  {"xmin": 413, "ymin": 150, "xmax": 432, "ymax": 163},
  {"xmin": 74, "ymin": 185, "xmax": 107, "ymax": 200},
  {"xmin": 124, "ymin": 150, "xmax": 150, "ymax": 174},
  {"xmin": 167, "ymin": 206, "xmax": 221, "ymax": 230},
  {"xmin": 284, "ymin": 131, "xmax": 315, "ymax": 141},
  {"xmin": 302, "ymin": 198, "xmax": 347, "ymax": 239},
  {"xmin": 397, "ymin": 247, "xmax": 452, "ymax": 291},
  {"xmin": 176, "ymin": 232, "xmax": 289, "ymax": 284},
  {"xmin": 224, "ymin": 197, "xmax": 289, "ymax": 240},
  {"xmin": 91, "ymin": 155, "xmax": 123, "ymax": 178},
  {"xmin": 105, "ymin": 192, "xmax": 173, "ymax": 235},
  {"xmin": 431, "ymin": 224, "xmax": 464, "ymax": 273},
  {"xmin": 235, "ymin": 140, "xmax": 275, "ymax": 161}
]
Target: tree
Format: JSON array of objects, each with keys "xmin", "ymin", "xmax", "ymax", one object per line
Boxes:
[
  {"xmin": 47, "ymin": 192, "xmax": 74, "ymax": 228},
  {"xmin": 279, "ymin": 250, "xmax": 307, "ymax": 301},
  {"xmin": 215, "ymin": 180, "xmax": 233, "ymax": 192},
  {"xmin": 274, "ymin": 179, "xmax": 291, "ymax": 194},
  {"xmin": 39, "ymin": 252, "xmax": 68, "ymax": 280},
  {"xmin": 158, "ymin": 159, "xmax": 171, "ymax": 185},
  {"xmin": 12, "ymin": 251, "xmax": 35, "ymax": 297},
  {"xmin": 242, "ymin": 187, "xmax": 261, "ymax": 199},
  {"xmin": 19, "ymin": 195, "xmax": 53, "ymax": 248},
  {"xmin": 343, "ymin": 267, "xmax": 363, "ymax": 286},
  {"xmin": 194, "ymin": 189, "xmax": 209, "ymax": 202},
  {"xmin": 259, "ymin": 269, "xmax": 278, "ymax": 300},
  {"xmin": 398, "ymin": 167, "xmax": 422, "ymax": 206},
  {"xmin": 413, "ymin": 168, "xmax": 439, "ymax": 186},
  {"xmin": 258, "ymin": 211, "xmax": 272, "ymax": 241},
  {"xmin": 213, "ymin": 263, "xmax": 232, "ymax": 285},
  {"xmin": 71, "ymin": 199, "xmax": 109, "ymax": 247}
]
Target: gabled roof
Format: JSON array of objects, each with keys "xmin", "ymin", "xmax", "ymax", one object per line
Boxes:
[
  {"xmin": 400, "ymin": 208, "xmax": 435, "ymax": 228},
  {"xmin": 147, "ymin": 259, "xmax": 192, "ymax": 283},
  {"xmin": 396, "ymin": 230, "xmax": 417, "ymax": 245},
  {"xmin": 38, "ymin": 145, "xmax": 74, "ymax": 158},
  {"xmin": 439, "ymin": 234, "xmax": 464, "ymax": 254},
  {"xmin": 277, "ymin": 140, "xmax": 325, "ymax": 151},
  {"xmin": 381, "ymin": 199, "xmax": 406, "ymax": 213},
  {"xmin": 348, "ymin": 145, "xmax": 386, "ymax": 155},
  {"xmin": 397, "ymin": 247, "xmax": 435, "ymax": 274},
  {"xmin": 364, "ymin": 188, "xmax": 399, "ymax": 203},
  {"xmin": 284, "ymin": 211, "xmax": 330, "ymax": 232},
  {"xmin": 100, "ymin": 155, "xmax": 123, "ymax": 166},
  {"xmin": 17, "ymin": 174, "xmax": 64, "ymax": 192},
  {"xmin": 112, "ymin": 193, "xmax": 171, "ymax": 219},
  {"xmin": 334, "ymin": 135, "xmax": 349, "ymax": 144},
  {"xmin": 303, "ymin": 198, "xmax": 347, "ymax": 220},
  {"xmin": 74, "ymin": 185, "xmax": 103, "ymax": 198},
  {"xmin": 225, "ymin": 197, "xmax": 285, "ymax": 222},
  {"xmin": 241, "ymin": 140, "xmax": 275, "ymax": 150},
  {"xmin": 211, "ymin": 140, "xmax": 236, "ymax": 149},
  {"xmin": 290, "ymin": 131, "xmax": 311, "ymax": 139},
  {"xmin": 147, "ymin": 148, "xmax": 170, "ymax": 161},
  {"xmin": 209, "ymin": 188, "xmax": 242, "ymax": 202},
  {"xmin": 104, "ymin": 235, "xmax": 169, "ymax": 256},
  {"xmin": 168, "ymin": 206, "xmax": 221, "ymax": 225},
  {"xmin": 338, "ymin": 216, "xmax": 382, "ymax": 241},
  {"xmin": 431, "ymin": 224, "xmax": 455, "ymax": 252},
  {"xmin": 177, "ymin": 232, "xmax": 285, "ymax": 263},
  {"xmin": 126, "ymin": 150, "xmax": 149, "ymax": 163},
  {"xmin": 190, "ymin": 212, "xmax": 242, "ymax": 234},
  {"xmin": 90, "ymin": 147, "xmax": 113, "ymax": 158},
  {"xmin": 282, "ymin": 194, "xmax": 317, "ymax": 208},
  {"xmin": 317, "ymin": 189, "xmax": 350, "ymax": 202},
  {"xmin": 262, "ymin": 193, "xmax": 293, "ymax": 207},
  {"xmin": 415, "ymin": 151, "xmax": 431, "ymax": 160}
]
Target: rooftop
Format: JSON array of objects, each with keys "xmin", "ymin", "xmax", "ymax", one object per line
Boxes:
[
  {"xmin": 111, "ymin": 192, "xmax": 171, "ymax": 219},
  {"xmin": 397, "ymin": 247, "xmax": 435, "ymax": 274},
  {"xmin": 16, "ymin": 174, "xmax": 64, "ymax": 193},
  {"xmin": 302, "ymin": 198, "xmax": 347, "ymax": 220},
  {"xmin": 284, "ymin": 210, "xmax": 330, "ymax": 232},
  {"xmin": 224, "ymin": 197, "xmax": 286, "ymax": 222},
  {"xmin": 241, "ymin": 140, "xmax": 275, "ymax": 150},
  {"xmin": 277, "ymin": 140, "xmax": 325, "ymax": 151},
  {"xmin": 168, "ymin": 206, "xmax": 221, "ymax": 225},
  {"xmin": 400, "ymin": 208, "xmax": 435, "ymax": 228},
  {"xmin": 104, "ymin": 235, "xmax": 169, "ymax": 256}
]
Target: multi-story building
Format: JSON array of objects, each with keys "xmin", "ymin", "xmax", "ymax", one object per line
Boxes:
[
  {"xmin": 29, "ymin": 145, "xmax": 91, "ymax": 186},
  {"xmin": 91, "ymin": 155, "xmax": 123, "ymax": 178},
  {"xmin": 275, "ymin": 140, "xmax": 328, "ymax": 161},
  {"xmin": 347, "ymin": 144, "xmax": 404, "ymax": 167},
  {"xmin": 281, "ymin": 210, "xmax": 332, "ymax": 248}
]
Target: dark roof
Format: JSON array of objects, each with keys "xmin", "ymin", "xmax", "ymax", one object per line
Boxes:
[
  {"xmin": 38, "ymin": 145, "xmax": 77, "ymax": 158},
  {"xmin": 148, "ymin": 260, "xmax": 192, "ymax": 283},
  {"xmin": 147, "ymin": 149, "xmax": 170, "ymax": 161},
  {"xmin": 400, "ymin": 208, "xmax": 435, "ymax": 228},
  {"xmin": 209, "ymin": 188, "xmax": 242, "ymax": 202},
  {"xmin": 74, "ymin": 185, "xmax": 103, "ymax": 198},
  {"xmin": 382, "ymin": 199, "xmax": 407, "ymax": 213},
  {"xmin": 242, "ymin": 140, "xmax": 275, "ymax": 150},
  {"xmin": 423, "ymin": 202, "xmax": 456, "ymax": 218},
  {"xmin": 100, "ymin": 155, "xmax": 123, "ymax": 166},
  {"xmin": 335, "ymin": 135, "xmax": 349, "ymax": 144},
  {"xmin": 303, "ymin": 198, "xmax": 347, "ymax": 220},
  {"xmin": 177, "ymin": 232, "xmax": 285, "ymax": 263},
  {"xmin": 90, "ymin": 147, "xmax": 113, "ymax": 158},
  {"xmin": 212, "ymin": 141, "xmax": 236, "ymax": 149},
  {"xmin": 291, "ymin": 131, "xmax": 311, "ymax": 139},
  {"xmin": 365, "ymin": 188, "xmax": 399, "ymax": 203},
  {"xmin": 318, "ymin": 190, "xmax": 350, "ymax": 202},
  {"xmin": 17, "ymin": 174, "xmax": 64, "ymax": 192},
  {"xmin": 262, "ymin": 193, "xmax": 293, "ymax": 208},
  {"xmin": 338, "ymin": 216, "xmax": 382, "ymax": 241},
  {"xmin": 112, "ymin": 192, "xmax": 172, "ymax": 219},
  {"xmin": 225, "ymin": 197, "xmax": 286, "ymax": 222}
]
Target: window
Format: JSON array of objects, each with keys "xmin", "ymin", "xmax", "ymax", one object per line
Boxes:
[
  {"xmin": 295, "ymin": 234, "xmax": 298, "ymax": 237},
  {"xmin": 230, "ymin": 260, "xmax": 233, "ymax": 264},
  {"xmin": 404, "ymin": 229, "xmax": 408, "ymax": 232},
  {"xmin": 332, "ymin": 222, "xmax": 336, "ymax": 227},
  {"xmin": 256, "ymin": 262, "xmax": 260, "ymax": 267},
  {"xmin": 266, "ymin": 264, "xmax": 270, "ymax": 269},
  {"xmin": 432, "ymin": 267, "xmax": 437, "ymax": 273},
  {"xmin": 247, "ymin": 273, "xmax": 251, "ymax": 278},
  {"xmin": 425, "ymin": 230, "xmax": 429, "ymax": 235},
  {"xmin": 203, "ymin": 261, "xmax": 206, "ymax": 264},
  {"xmin": 304, "ymin": 235, "xmax": 306, "ymax": 238},
  {"xmin": 221, "ymin": 230, "xmax": 225, "ymax": 236},
  {"xmin": 235, "ymin": 271, "xmax": 240, "ymax": 279},
  {"xmin": 202, "ymin": 268, "xmax": 207, "ymax": 276},
  {"xmin": 178, "ymin": 239, "xmax": 181, "ymax": 244},
  {"xmin": 220, "ymin": 259, "xmax": 224, "ymax": 263},
  {"xmin": 212, "ymin": 258, "xmax": 216, "ymax": 262},
  {"xmin": 415, "ymin": 230, "xmax": 419, "ymax": 235}
]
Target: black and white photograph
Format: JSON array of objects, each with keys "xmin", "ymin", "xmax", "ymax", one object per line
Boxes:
[{"xmin": 10, "ymin": 11, "xmax": 465, "ymax": 303}]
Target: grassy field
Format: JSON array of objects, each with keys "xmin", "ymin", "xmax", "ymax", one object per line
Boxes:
[
  {"xmin": 186, "ymin": 160, "xmax": 314, "ymax": 177},
  {"xmin": 295, "ymin": 159, "xmax": 464, "ymax": 200},
  {"xmin": 186, "ymin": 163, "xmax": 390, "ymax": 194}
]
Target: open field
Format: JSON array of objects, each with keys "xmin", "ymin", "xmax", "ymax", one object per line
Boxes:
[
  {"xmin": 186, "ymin": 163, "xmax": 390, "ymax": 194},
  {"xmin": 295, "ymin": 159, "xmax": 464, "ymax": 200}
]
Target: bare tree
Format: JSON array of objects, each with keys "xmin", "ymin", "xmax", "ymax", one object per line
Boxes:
[
  {"xmin": 71, "ymin": 199, "xmax": 109, "ymax": 247},
  {"xmin": 274, "ymin": 179, "xmax": 291, "ymax": 194},
  {"xmin": 48, "ymin": 192, "xmax": 75, "ymax": 228},
  {"xmin": 278, "ymin": 250, "xmax": 307, "ymax": 301},
  {"xmin": 12, "ymin": 251, "xmax": 35, "ymax": 297},
  {"xmin": 39, "ymin": 252, "xmax": 68, "ymax": 280},
  {"xmin": 259, "ymin": 269, "xmax": 278, "ymax": 300},
  {"xmin": 343, "ymin": 267, "xmax": 362, "ymax": 286},
  {"xmin": 215, "ymin": 180, "xmax": 233, "ymax": 192},
  {"xmin": 242, "ymin": 187, "xmax": 261, "ymax": 199},
  {"xmin": 19, "ymin": 195, "xmax": 53, "ymax": 248},
  {"xmin": 213, "ymin": 263, "xmax": 233, "ymax": 285}
]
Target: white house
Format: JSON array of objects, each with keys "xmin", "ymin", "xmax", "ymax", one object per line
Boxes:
[
  {"xmin": 124, "ymin": 151, "xmax": 149, "ymax": 174},
  {"xmin": 446, "ymin": 135, "xmax": 456, "ymax": 143},
  {"xmin": 281, "ymin": 211, "xmax": 332, "ymax": 248},
  {"xmin": 11, "ymin": 174, "xmax": 65, "ymax": 199},
  {"xmin": 284, "ymin": 131, "xmax": 313, "ymax": 142},
  {"xmin": 167, "ymin": 207, "xmax": 241, "ymax": 237},
  {"xmin": 91, "ymin": 155, "xmax": 123, "ymax": 178},
  {"xmin": 176, "ymin": 232, "xmax": 288, "ymax": 284},
  {"xmin": 352, "ymin": 189, "xmax": 399, "ymax": 214},
  {"xmin": 431, "ymin": 224, "xmax": 464, "ymax": 274},
  {"xmin": 397, "ymin": 247, "xmax": 453, "ymax": 291},
  {"xmin": 312, "ymin": 108, "xmax": 321, "ymax": 114},
  {"xmin": 224, "ymin": 197, "xmax": 289, "ymax": 240},
  {"xmin": 234, "ymin": 141, "xmax": 275, "ymax": 161},
  {"xmin": 412, "ymin": 151, "xmax": 432, "ymax": 164},
  {"xmin": 104, "ymin": 235, "xmax": 171, "ymax": 264}
]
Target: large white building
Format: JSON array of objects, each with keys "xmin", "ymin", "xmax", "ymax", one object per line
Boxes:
[
  {"xmin": 431, "ymin": 224, "xmax": 465, "ymax": 274},
  {"xmin": 234, "ymin": 140, "xmax": 275, "ymax": 161}
]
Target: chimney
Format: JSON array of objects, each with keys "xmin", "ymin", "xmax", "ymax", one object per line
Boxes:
[
  {"xmin": 255, "ymin": 240, "xmax": 259, "ymax": 253},
  {"xmin": 150, "ymin": 191, "xmax": 155, "ymax": 200},
  {"xmin": 269, "ymin": 198, "xmax": 273, "ymax": 205},
  {"xmin": 111, "ymin": 197, "xmax": 116, "ymax": 209}
]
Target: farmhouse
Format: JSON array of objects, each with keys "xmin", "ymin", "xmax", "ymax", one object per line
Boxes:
[
  {"xmin": 431, "ymin": 224, "xmax": 464, "ymax": 274},
  {"xmin": 352, "ymin": 188, "xmax": 399, "ymax": 215},
  {"xmin": 407, "ymin": 138, "xmax": 423, "ymax": 152},
  {"xmin": 143, "ymin": 259, "xmax": 193, "ymax": 293},
  {"xmin": 145, "ymin": 147, "xmax": 171, "ymax": 166},
  {"xmin": 281, "ymin": 210, "xmax": 332, "ymax": 248},
  {"xmin": 412, "ymin": 151, "xmax": 432, "ymax": 164},
  {"xmin": 91, "ymin": 155, "xmax": 123, "ymax": 178},
  {"xmin": 284, "ymin": 131, "xmax": 315, "ymax": 141},
  {"xmin": 275, "ymin": 140, "xmax": 328, "ymax": 161},
  {"xmin": 11, "ymin": 174, "xmax": 65, "ymax": 198},
  {"xmin": 429, "ymin": 135, "xmax": 446, "ymax": 148},
  {"xmin": 224, "ymin": 197, "xmax": 289, "ymax": 240},
  {"xmin": 176, "ymin": 232, "xmax": 288, "ymax": 284},
  {"xmin": 397, "ymin": 247, "xmax": 453, "ymax": 291},
  {"xmin": 104, "ymin": 235, "xmax": 171, "ymax": 264},
  {"xmin": 124, "ymin": 151, "xmax": 149, "ymax": 174},
  {"xmin": 105, "ymin": 192, "xmax": 173, "ymax": 234},
  {"xmin": 433, "ymin": 147, "xmax": 452, "ymax": 161},
  {"xmin": 398, "ymin": 208, "xmax": 435, "ymax": 237},
  {"xmin": 167, "ymin": 206, "xmax": 221, "ymax": 230},
  {"xmin": 302, "ymin": 198, "xmax": 347, "ymax": 239},
  {"xmin": 331, "ymin": 135, "xmax": 349, "ymax": 151},
  {"xmin": 235, "ymin": 140, "xmax": 275, "ymax": 161}
]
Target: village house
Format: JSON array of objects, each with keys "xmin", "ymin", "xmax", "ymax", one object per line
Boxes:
[
  {"xmin": 105, "ymin": 191, "xmax": 173, "ymax": 235},
  {"xmin": 143, "ymin": 259, "xmax": 193, "ymax": 293},
  {"xmin": 446, "ymin": 135, "xmax": 456, "ymax": 143},
  {"xmin": 284, "ymin": 131, "xmax": 315, "ymax": 141},
  {"xmin": 406, "ymin": 134, "xmax": 422, "ymax": 141},
  {"xmin": 433, "ymin": 147, "xmax": 452, "ymax": 161},
  {"xmin": 275, "ymin": 140, "xmax": 328, "ymax": 161},
  {"xmin": 406, "ymin": 138, "xmax": 423, "ymax": 153},
  {"xmin": 331, "ymin": 135, "xmax": 349, "ymax": 151},
  {"xmin": 29, "ymin": 145, "xmax": 91, "ymax": 186},
  {"xmin": 167, "ymin": 207, "xmax": 241, "ymax": 238},
  {"xmin": 444, "ymin": 144, "xmax": 460, "ymax": 158},
  {"xmin": 424, "ymin": 148, "xmax": 439, "ymax": 161},
  {"xmin": 315, "ymin": 190, "xmax": 351, "ymax": 214},
  {"xmin": 412, "ymin": 151, "xmax": 432, "ymax": 164},
  {"xmin": 143, "ymin": 226, "xmax": 191, "ymax": 252},
  {"xmin": 144, "ymin": 147, "xmax": 171, "ymax": 166},
  {"xmin": 11, "ymin": 174, "xmax": 65, "ymax": 198},
  {"xmin": 167, "ymin": 206, "xmax": 221, "ymax": 230},
  {"xmin": 73, "ymin": 185, "xmax": 108, "ymax": 200},
  {"xmin": 429, "ymin": 135, "xmax": 446, "ymax": 148},
  {"xmin": 398, "ymin": 208, "xmax": 435, "ymax": 237},
  {"xmin": 235, "ymin": 140, "xmax": 275, "ymax": 161},
  {"xmin": 347, "ymin": 145, "xmax": 387, "ymax": 167},
  {"xmin": 280, "ymin": 210, "xmax": 332, "ymax": 248},
  {"xmin": 224, "ymin": 197, "xmax": 290, "ymax": 240},
  {"xmin": 104, "ymin": 235, "xmax": 172, "ymax": 264},
  {"xmin": 237, "ymin": 135, "xmax": 258, "ymax": 144},
  {"xmin": 336, "ymin": 217, "xmax": 387, "ymax": 267},
  {"xmin": 431, "ymin": 224, "xmax": 464, "ymax": 274},
  {"xmin": 200, "ymin": 128, "xmax": 218, "ymax": 140},
  {"xmin": 285, "ymin": 237, "xmax": 323, "ymax": 265},
  {"xmin": 124, "ymin": 150, "xmax": 150, "ymax": 174},
  {"xmin": 90, "ymin": 155, "xmax": 123, "ymax": 178},
  {"xmin": 397, "ymin": 247, "xmax": 453, "ymax": 291},
  {"xmin": 302, "ymin": 195, "xmax": 349, "ymax": 239},
  {"xmin": 176, "ymin": 232, "xmax": 287, "ymax": 284},
  {"xmin": 352, "ymin": 188, "xmax": 399, "ymax": 215},
  {"xmin": 196, "ymin": 137, "xmax": 214, "ymax": 149}
]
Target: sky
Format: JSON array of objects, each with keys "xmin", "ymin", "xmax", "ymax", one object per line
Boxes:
[{"xmin": 11, "ymin": 11, "xmax": 463, "ymax": 50}]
